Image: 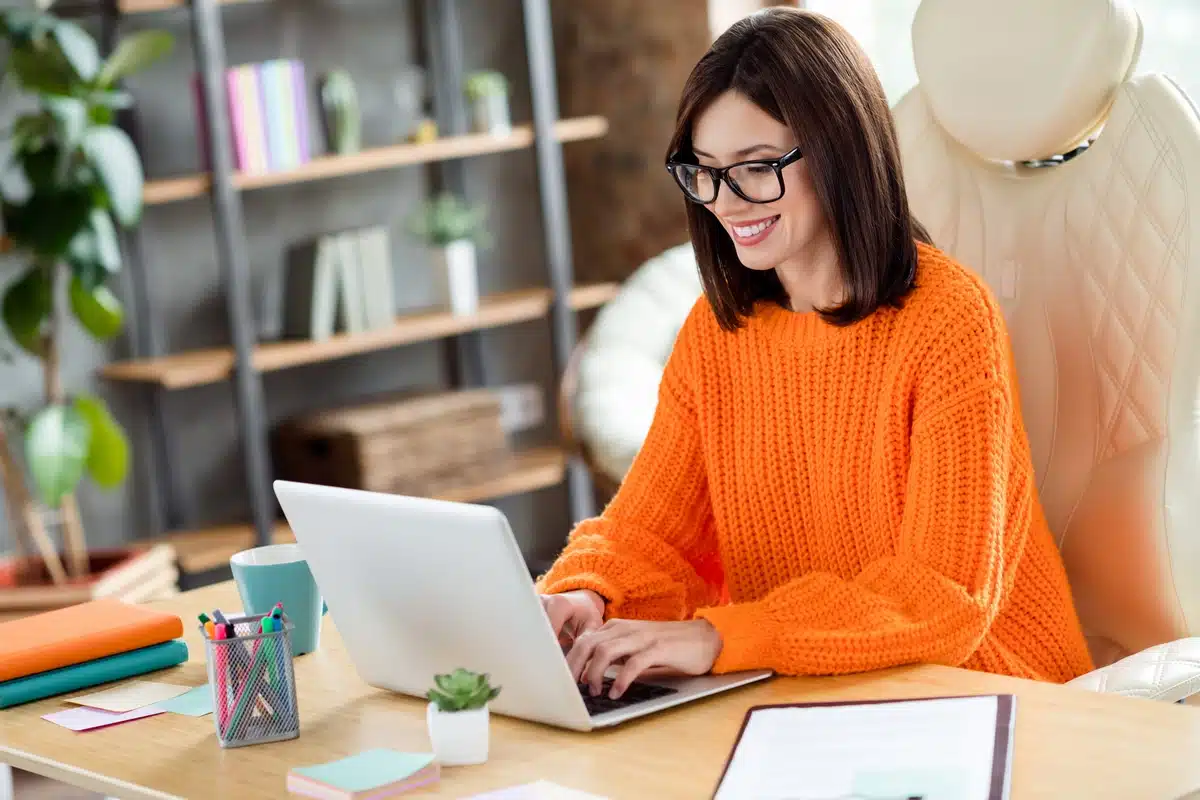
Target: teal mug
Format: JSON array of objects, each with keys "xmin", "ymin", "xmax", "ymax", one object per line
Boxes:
[{"xmin": 229, "ymin": 543, "xmax": 327, "ymax": 656}]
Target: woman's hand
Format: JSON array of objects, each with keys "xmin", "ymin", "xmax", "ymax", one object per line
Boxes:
[
  {"xmin": 566, "ymin": 618, "xmax": 723, "ymax": 699},
  {"xmin": 541, "ymin": 589, "xmax": 606, "ymax": 650}
]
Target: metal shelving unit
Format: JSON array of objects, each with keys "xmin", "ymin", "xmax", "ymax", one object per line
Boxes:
[{"xmin": 80, "ymin": 0, "xmax": 601, "ymax": 583}]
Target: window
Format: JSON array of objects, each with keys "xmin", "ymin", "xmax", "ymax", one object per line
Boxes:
[{"xmin": 805, "ymin": 0, "xmax": 1200, "ymax": 110}]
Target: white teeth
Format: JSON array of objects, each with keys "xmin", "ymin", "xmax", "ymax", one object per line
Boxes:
[{"xmin": 733, "ymin": 217, "xmax": 777, "ymax": 238}]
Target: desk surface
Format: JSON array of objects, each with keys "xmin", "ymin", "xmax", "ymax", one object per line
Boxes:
[{"xmin": 3, "ymin": 582, "xmax": 1200, "ymax": 799}]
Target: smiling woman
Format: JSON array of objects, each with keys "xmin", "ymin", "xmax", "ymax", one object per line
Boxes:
[{"xmin": 536, "ymin": 7, "xmax": 1095, "ymax": 701}]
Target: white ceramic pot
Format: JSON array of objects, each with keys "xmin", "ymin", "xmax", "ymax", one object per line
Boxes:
[
  {"xmin": 426, "ymin": 703, "xmax": 490, "ymax": 766},
  {"xmin": 430, "ymin": 240, "xmax": 479, "ymax": 316}
]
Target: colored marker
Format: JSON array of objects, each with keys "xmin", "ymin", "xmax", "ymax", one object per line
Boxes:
[{"xmin": 213, "ymin": 624, "xmax": 230, "ymax": 734}]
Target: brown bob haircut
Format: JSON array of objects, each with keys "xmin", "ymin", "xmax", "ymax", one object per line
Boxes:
[{"xmin": 667, "ymin": 7, "xmax": 932, "ymax": 330}]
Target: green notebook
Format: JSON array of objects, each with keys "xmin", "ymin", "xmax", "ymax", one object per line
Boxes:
[
  {"xmin": 287, "ymin": 750, "xmax": 439, "ymax": 799},
  {"xmin": 0, "ymin": 639, "xmax": 189, "ymax": 709}
]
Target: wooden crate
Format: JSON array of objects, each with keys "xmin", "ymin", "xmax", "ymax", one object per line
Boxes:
[{"xmin": 271, "ymin": 389, "xmax": 510, "ymax": 495}]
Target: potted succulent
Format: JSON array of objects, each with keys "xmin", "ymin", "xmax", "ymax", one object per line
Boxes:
[
  {"xmin": 425, "ymin": 668, "xmax": 501, "ymax": 766},
  {"xmin": 0, "ymin": 9, "xmax": 173, "ymax": 593},
  {"xmin": 407, "ymin": 193, "xmax": 490, "ymax": 316},
  {"xmin": 464, "ymin": 70, "xmax": 511, "ymax": 136}
]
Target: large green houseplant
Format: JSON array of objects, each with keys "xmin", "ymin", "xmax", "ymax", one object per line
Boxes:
[{"xmin": 0, "ymin": 7, "xmax": 172, "ymax": 582}]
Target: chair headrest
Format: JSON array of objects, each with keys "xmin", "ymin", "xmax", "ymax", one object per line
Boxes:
[{"xmin": 911, "ymin": 0, "xmax": 1143, "ymax": 162}]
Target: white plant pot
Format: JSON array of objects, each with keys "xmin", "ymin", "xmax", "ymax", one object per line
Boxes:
[
  {"xmin": 426, "ymin": 703, "xmax": 490, "ymax": 766},
  {"xmin": 431, "ymin": 240, "xmax": 479, "ymax": 316}
]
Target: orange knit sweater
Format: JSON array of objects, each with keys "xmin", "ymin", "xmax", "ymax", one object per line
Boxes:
[{"xmin": 539, "ymin": 243, "xmax": 1095, "ymax": 682}]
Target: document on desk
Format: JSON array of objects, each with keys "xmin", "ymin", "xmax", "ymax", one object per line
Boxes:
[{"xmin": 713, "ymin": 694, "xmax": 1015, "ymax": 800}]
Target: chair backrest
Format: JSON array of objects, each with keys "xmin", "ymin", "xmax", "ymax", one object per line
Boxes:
[{"xmin": 894, "ymin": 0, "xmax": 1200, "ymax": 666}]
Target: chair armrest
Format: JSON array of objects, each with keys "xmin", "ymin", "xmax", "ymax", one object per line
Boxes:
[{"xmin": 1066, "ymin": 637, "xmax": 1200, "ymax": 702}]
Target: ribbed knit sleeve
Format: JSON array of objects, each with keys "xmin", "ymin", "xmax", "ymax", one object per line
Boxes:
[
  {"xmin": 536, "ymin": 306, "xmax": 722, "ymax": 620},
  {"xmin": 696, "ymin": 309, "xmax": 1030, "ymax": 676}
]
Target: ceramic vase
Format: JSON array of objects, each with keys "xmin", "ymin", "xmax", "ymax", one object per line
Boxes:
[
  {"xmin": 426, "ymin": 703, "xmax": 489, "ymax": 766},
  {"xmin": 431, "ymin": 239, "xmax": 479, "ymax": 315},
  {"xmin": 470, "ymin": 92, "xmax": 512, "ymax": 136}
]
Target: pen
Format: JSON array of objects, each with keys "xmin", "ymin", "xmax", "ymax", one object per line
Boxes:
[{"xmin": 213, "ymin": 624, "xmax": 230, "ymax": 734}]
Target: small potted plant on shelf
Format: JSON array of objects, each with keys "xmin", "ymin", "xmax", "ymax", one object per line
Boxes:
[
  {"xmin": 0, "ymin": 8, "xmax": 177, "ymax": 606},
  {"xmin": 464, "ymin": 70, "xmax": 511, "ymax": 136},
  {"xmin": 425, "ymin": 668, "xmax": 501, "ymax": 766},
  {"xmin": 407, "ymin": 193, "xmax": 490, "ymax": 316}
]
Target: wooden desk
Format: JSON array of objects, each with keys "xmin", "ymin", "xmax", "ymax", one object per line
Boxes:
[{"xmin": 3, "ymin": 582, "xmax": 1200, "ymax": 799}]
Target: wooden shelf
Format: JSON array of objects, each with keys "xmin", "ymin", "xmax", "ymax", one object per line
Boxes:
[
  {"xmin": 100, "ymin": 282, "xmax": 618, "ymax": 389},
  {"xmin": 142, "ymin": 116, "xmax": 608, "ymax": 205},
  {"xmin": 119, "ymin": 0, "xmax": 256, "ymax": 13},
  {"xmin": 159, "ymin": 446, "xmax": 567, "ymax": 574}
]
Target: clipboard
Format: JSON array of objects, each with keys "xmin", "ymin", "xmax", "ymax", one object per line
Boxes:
[{"xmin": 712, "ymin": 694, "xmax": 1016, "ymax": 800}]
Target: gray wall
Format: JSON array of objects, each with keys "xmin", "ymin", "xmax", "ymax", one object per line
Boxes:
[{"xmin": 0, "ymin": 0, "xmax": 573, "ymax": 568}]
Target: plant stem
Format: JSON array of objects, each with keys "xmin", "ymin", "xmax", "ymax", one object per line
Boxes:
[
  {"xmin": 43, "ymin": 262, "xmax": 89, "ymax": 578},
  {"xmin": 0, "ymin": 413, "xmax": 67, "ymax": 586}
]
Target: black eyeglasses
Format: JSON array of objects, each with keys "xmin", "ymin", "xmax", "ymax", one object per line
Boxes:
[{"xmin": 666, "ymin": 146, "xmax": 803, "ymax": 204}]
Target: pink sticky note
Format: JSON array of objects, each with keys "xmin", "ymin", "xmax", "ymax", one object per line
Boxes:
[{"xmin": 42, "ymin": 705, "xmax": 164, "ymax": 732}]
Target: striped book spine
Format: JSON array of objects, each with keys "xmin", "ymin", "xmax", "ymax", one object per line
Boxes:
[
  {"xmin": 225, "ymin": 68, "xmax": 250, "ymax": 171},
  {"xmin": 260, "ymin": 60, "xmax": 289, "ymax": 171},
  {"xmin": 238, "ymin": 66, "xmax": 270, "ymax": 174},
  {"xmin": 291, "ymin": 60, "xmax": 311, "ymax": 163}
]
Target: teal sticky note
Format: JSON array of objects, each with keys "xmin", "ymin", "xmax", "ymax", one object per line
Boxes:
[
  {"xmin": 291, "ymin": 750, "xmax": 435, "ymax": 792},
  {"xmin": 852, "ymin": 767, "xmax": 973, "ymax": 800},
  {"xmin": 151, "ymin": 685, "xmax": 213, "ymax": 717}
]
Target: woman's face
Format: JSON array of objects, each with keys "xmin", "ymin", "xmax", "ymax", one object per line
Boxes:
[{"xmin": 690, "ymin": 90, "xmax": 824, "ymax": 272}]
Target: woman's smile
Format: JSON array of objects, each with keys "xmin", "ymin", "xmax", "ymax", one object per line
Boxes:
[{"xmin": 727, "ymin": 214, "xmax": 780, "ymax": 246}]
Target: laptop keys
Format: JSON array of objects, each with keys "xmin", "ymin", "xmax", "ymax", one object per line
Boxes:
[{"xmin": 578, "ymin": 678, "xmax": 678, "ymax": 715}]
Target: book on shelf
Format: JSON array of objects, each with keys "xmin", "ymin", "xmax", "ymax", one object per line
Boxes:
[
  {"xmin": 196, "ymin": 59, "xmax": 312, "ymax": 175},
  {"xmin": 281, "ymin": 226, "xmax": 397, "ymax": 341}
]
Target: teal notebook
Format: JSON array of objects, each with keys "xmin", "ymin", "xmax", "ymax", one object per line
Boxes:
[{"xmin": 0, "ymin": 639, "xmax": 189, "ymax": 709}]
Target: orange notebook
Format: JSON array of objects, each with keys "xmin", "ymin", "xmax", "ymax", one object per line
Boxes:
[{"xmin": 0, "ymin": 598, "xmax": 183, "ymax": 683}]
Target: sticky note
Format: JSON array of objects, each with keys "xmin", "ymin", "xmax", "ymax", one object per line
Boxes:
[
  {"xmin": 151, "ymin": 685, "xmax": 213, "ymax": 717},
  {"xmin": 466, "ymin": 782, "xmax": 609, "ymax": 799},
  {"xmin": 67, "ymin": 681, "xmax": 192, "ymax": 712},
  {"xmin": 288, "ymin": 749, "xmax": 438, "ymax": 794},
  {"xmin": 43, "ymin": 705, "xmax": 163, "ymax": 731}
]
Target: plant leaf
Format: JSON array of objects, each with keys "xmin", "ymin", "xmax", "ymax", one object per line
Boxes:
[
  {"xmin": 52, "ymin": 20, "xmax": 100, "ymax": 83},
  {"xmin": 67, "ymin": 207, "xmax": 121, "ymax": 277},
  {"xmin": 96, "ymin": 30, "xmax": 173, "ymax": 88},
  {"xmin": 25, "ymin": 403, "xmax": 91, "ymax": 507},
  {"xmin": 72, "ymin": 394, "xmax": 128, "ymax": 488},
  {"xmin": 9, "ymin": 45, "xmax": 72, "ymax": 95},
  {"xmin": 68, "ymin": 274, "xmax": 123, "ymax": 340},
  {"xmin": 44, "ymin": 96, "xmax": 87, "ymax": 150},
  {"xmin": 81, "ymin": 126, "xmax": 143, "ymax": 226},
  {"xmin": 1, "ymin": 266, "xmax": 52, "ymax": 357},
  {"xmin": 3, "ymin": 188, "xmax": 92, "ymax": 257}
]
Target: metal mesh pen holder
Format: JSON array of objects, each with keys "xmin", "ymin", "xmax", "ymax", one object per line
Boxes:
[{"xmin": 201, "ymin": 612, "xmax": 300, "ymax": 748}]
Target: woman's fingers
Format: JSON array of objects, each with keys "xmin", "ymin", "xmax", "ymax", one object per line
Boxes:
[
  {"xmin": 610, "ymin": 646, "xmax": 664, "ymax": 699},
  {"xmin": 583, "ymin": 631, "xmax": 649, "ymax": 696}
]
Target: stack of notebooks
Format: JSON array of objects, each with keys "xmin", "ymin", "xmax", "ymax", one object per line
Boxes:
[
  {"xmin": 0, "ymin": 598, "xmax": 188, "ymax": 709},
  {"xmin": 195, "ymin": 59, "xmax": 313, "ymax": 176},
  {"xmin": 278, "ymin": 225, "xmax": 395, "ymax": 341}
]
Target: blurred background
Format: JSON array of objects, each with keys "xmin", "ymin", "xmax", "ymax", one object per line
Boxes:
[{"xmin": 0, "ymin": 0, "xmax": 1196, "ymax": 616}]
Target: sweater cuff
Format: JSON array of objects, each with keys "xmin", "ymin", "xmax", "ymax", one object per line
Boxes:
[
  {"xmin": 694, "ymin": 601, "xmax": 774, "ymax": 674},
  {"xmin": 536, "ymin": 572, "xmax": 622, "ymax": 620}
]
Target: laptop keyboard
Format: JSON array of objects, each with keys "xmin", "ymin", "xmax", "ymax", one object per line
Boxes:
[{"xmin": 577, "ymin": 678, "xmax": 678, "ymax": 716}]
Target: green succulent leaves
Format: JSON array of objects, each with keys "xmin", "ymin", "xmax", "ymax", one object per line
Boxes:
[{"xmin": 426, "ymin": 668, "xmax": 502, "ymax": 713}]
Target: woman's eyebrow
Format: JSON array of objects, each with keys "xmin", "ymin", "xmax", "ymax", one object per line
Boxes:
[{"xmin": 692, "ymin": 144, "xmax": 784, "ymax": 159}]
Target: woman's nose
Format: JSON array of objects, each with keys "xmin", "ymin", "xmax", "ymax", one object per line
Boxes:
[{"xmin": 712, "ymin": 182, "xmax": 751, "ymax": 219}]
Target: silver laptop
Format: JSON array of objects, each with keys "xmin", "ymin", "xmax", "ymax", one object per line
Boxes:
[{"xmin": 273, "ymin": 480, "xmax": 772, "ymax": 731}]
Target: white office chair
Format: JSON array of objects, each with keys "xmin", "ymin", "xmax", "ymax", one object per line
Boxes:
[
  {"xmin": 566, "ymin": 0, "xmax": 1200, "ymax": 701},
  {"xmin": 892, "ymin": 0, "xmax": 1200, "ymax": 700}
]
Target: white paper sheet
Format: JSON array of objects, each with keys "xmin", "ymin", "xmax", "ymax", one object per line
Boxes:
[{"xmin": 715, "ymin": 695, "xmax": 1008, "ymax": 800}]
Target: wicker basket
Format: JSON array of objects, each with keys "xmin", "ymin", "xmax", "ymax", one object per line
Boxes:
[{"xmin": 271, "ymin": 389, "xmax": 509, "ymax": 495}]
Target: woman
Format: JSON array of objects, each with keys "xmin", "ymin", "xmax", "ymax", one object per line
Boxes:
[{"xmin": 538, "ymin": 7, "xmax": 1094, "ymax": 699}]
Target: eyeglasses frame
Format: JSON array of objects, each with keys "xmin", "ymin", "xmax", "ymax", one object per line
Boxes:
[{"xmin": 665, "ymin": 146, "xmax": 804, "ymax": 204}]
